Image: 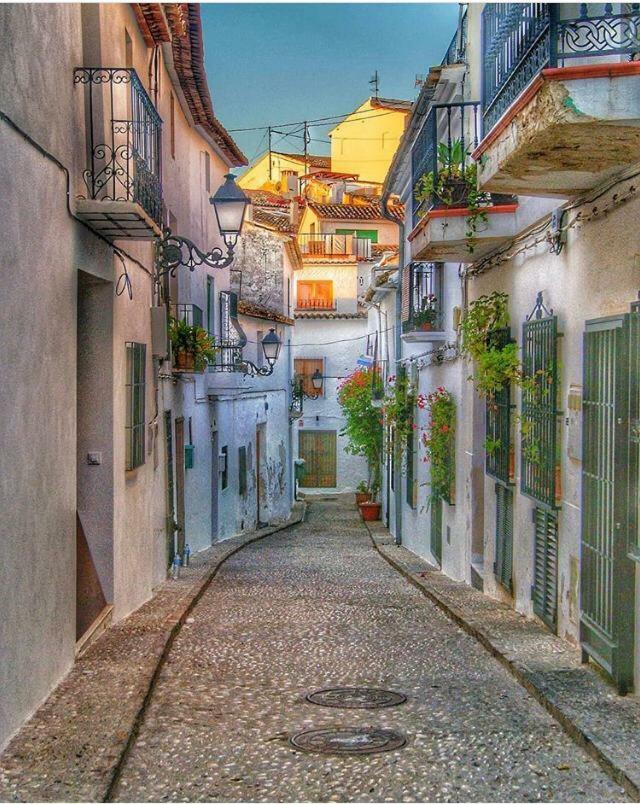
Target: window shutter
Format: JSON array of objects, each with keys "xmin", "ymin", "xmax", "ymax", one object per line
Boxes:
[
  {"xmin": 494, "ymin": 484, "xmax": 513, "ymax": 592},
  {"xmin": 401, "ymin": 265, "xmax": 411, "ymax": 322},
  {"xmin": 532, "ymin": 508, "xmax": 558, "ymax": 629}
]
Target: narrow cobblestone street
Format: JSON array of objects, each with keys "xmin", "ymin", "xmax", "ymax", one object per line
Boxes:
[{"xmin": 110, "ymin": 499, "xmax": 628, "ymax": 803}]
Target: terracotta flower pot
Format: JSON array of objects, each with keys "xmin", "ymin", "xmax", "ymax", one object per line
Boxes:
[
  {"xmin": 419, "ymin": 322, "xmax": 434, "ymax": 331},
  {"xmin": 355, "ymin": 492, "xmax": 371, "ymax": 505},
  {"xmin": 174, "ymin": 350, "xmax": 196, "ymax": 372},
  {"xmin": 359, "ymin": 501, "xmax": 381, "ymax": 521}
]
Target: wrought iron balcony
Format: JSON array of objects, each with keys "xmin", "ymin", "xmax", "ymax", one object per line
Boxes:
[
  {"xmin": 295, "ymin": 298, "xmax": 337, "ymax": 311},
  {"xmin": 74, "ymin": 67, "xmax": 163, "ymax": 240},
  {"xmin": 477, "ymin": 4, "xmax": 640, "ymax": 196},
  {"xmin": 401, "ymin": 262, "xmax": 446, "ymax": 342},
  {"xmin": 170, "ymin": 304, "xmax": 204, "ymax": 328},
  {"xmin": 297, "ymin": 233, "xmax": 372, "ymax": 260}
]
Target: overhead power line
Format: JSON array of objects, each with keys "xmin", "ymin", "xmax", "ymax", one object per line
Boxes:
[{"xmin": 228, "ymin": 107, "xmax": 400, "ymax": 133}]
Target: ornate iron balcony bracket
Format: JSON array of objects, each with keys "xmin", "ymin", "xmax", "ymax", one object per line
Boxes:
[
  {"xmin": 155, "ymin": 228, "xmax": 235, "ymax": 282},
  {"xmin": 238, "ymin": 360, "xmax": 276, "ymax": 378}
]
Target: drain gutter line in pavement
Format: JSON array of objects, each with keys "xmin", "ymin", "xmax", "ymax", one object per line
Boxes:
[
  {"xmin": 363, "ymin": 520, "xmax": 640, "ymax": 802},
  {"xmin": 103, "ymin": 504, "xmax": 306, "ymax": 802}
]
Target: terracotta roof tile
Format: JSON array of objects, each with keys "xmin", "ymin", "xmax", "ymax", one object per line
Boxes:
[
  {"xmin": 171, "ymin": 5, "xmax": 246, "ymax": 166},
  {"xmin": 251, "ymin": 208, "xmax": 296, "ymax": 233},
  {"xmin": 237, "ymin": 299, "xmax": 294, "ymax": 326},
  {"xmin": 274, "ymin": 152, "xmax": 331, "ymax": 169},
  {"xmin": 307, "ymin": 200, "xmax": 404, "ymax": 223},
  {"xmin": 370, "ymin": 96, "xmax": 413, "ymax": 112}
]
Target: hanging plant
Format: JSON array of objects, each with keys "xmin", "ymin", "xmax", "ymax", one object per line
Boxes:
[
  {"xmin": 337, "ymin": 368, "xmax": 383, "ymax": 498},
  {"xmin": 383, "ymin": 372, "xmax": 417, "ymax": 463},
  {"xmin": 413, "ymin": 139, "xmax": 491, "ymax": 254},
  {"xmin": 421, "ymin": 386, "xmax": 456, "ymax": 503}
]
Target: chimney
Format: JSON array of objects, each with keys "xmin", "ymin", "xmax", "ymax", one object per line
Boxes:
[{"xmin": 289, "ymin": 198, "xmax": 299, "ymax": 227}]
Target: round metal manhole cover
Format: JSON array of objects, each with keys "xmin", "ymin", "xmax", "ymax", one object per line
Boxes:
[
  {"xmin": 306, "ymin": 687, "xmax": 407, "ymax": 709},
  {"xmin": 290, "ymin": 727, "xmax": 406, "ymax": 755}
]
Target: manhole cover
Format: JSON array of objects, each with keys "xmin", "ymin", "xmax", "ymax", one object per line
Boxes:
[
  {"xmin": 290, "ymin": 727, "xmax": 406, "ymax": 755},
  {"xmin": 306, "ymin": 687, "xmax": 407, "ymax": 709}
]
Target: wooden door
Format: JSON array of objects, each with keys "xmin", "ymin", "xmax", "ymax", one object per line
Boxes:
[{"xmin": 299, "ymin": 430, "xmax": 337, "ymax": 488}]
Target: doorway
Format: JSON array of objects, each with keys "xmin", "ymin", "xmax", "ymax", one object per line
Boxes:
[{"xmin": 298, "ymin": 430, "xmax": 337, "ymax": 488}]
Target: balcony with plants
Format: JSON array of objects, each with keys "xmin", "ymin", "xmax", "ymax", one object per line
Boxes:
[
  {"xmin": 476, "ymin": 3, "xmax": 640, "ymax": 198},
  {"xmin": 402, "ymin": 262, "xmax": 447, "ymax": 343},
  {"xmin": 74, "ymin": 67, "xmax": 163, "ymax": 240},
  {"xmin": 408, "ymin": 102, "xmax": 518, "ymax": 263},
  {"xmin": 169, "ymin": 303, "xmax": 216, "ymax": 373},
  {"xmin": 297, "ymin": 233, "xmax": 372, "ymax": 260}
]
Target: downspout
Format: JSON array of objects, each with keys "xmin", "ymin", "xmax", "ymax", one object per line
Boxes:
[{"xmin": 381, "ymin": 192, "xmax": 403, "ymax": 546}]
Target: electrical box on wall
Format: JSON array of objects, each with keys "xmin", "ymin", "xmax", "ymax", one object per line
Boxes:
[
  {"xmin": 184, "ymin": 443, "xmax": 195, "ymax": 470},
  {"xmin": 567, "ymin": 384, "xmax": 582, "ymax": 461},
  {"xmin": 151, "ymin": 306, "xmax": 168, "ymax": 358}
]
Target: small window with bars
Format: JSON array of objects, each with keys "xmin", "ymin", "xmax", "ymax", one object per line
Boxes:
[
  {"xmin": 125, "ymin": 342, "xmax": 146, "ymax": 471},
  {"xmin": 485, "ymin": 327, "xmax": 513, "ymax": 484}
]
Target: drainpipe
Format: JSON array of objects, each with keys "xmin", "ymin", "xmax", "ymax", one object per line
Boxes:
[{"xmin": 381, "ymin": 192, "xmax": 403, "ymax": 546}]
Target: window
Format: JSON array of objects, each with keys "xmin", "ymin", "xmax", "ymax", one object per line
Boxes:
[
  {"xmin": 256, "ymin": 331, "xmax": 264, "ymax": 368},
  {"xmin": 294, "ymin": 358, "xmax": 324, "ymax": 397},
  {"xmin": 221, "ymin": 446, "xmax": 228, "ymax": 489},
  {"xmin": 124, "ymin": 30, "xmax": 133, "ymax": 67},
  {"xmin": 310, "ymin": 222, "xmax": 316, "ymax": 236},
  {"xmin": 335, "ymin": 228, "xmax": 379, "ymax": 244},
  {"xmin": 125, "ymin": 342, "xmax": 146, "ymax": 470},
  {"xmin": 206, "ymin": 276, "xmax": 215, "ymax": 335},
  {"xmin": 297, "ymin": 280, "xmax": 333, "ymax": 310},
  {"xmin": 204, "ymin": 151, "xmax": 211, "ymax": 193},
  {"xmin": 170, "ymin": 92, "xmax": 175, "ymax": 159},
  {"xmin": 238, "ymin": 446, "xmax": 247, "ymax": 495}
]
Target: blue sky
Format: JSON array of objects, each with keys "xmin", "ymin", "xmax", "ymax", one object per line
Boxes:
[{"xmin": 201, "ymin": 3, "xmax": 460, "ymax": 164}]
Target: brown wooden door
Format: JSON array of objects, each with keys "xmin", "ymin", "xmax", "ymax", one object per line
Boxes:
[
  {"xmin": 299, "ymin": 430, "xmax": 337, "ymax": 488},
  {"xmin": 175, "ymin": 418, "xmax": 185, "ymax": 555}
]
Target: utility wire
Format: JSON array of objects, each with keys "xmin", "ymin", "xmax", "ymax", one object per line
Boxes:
[{"xmin": 228, "ymin": 108, "xmax": 398, "ymax": 133}]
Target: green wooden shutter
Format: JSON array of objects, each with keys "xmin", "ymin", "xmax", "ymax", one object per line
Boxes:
[
  {"xmin": 430, "ymin": 496, "xmax": 442, "ymax": 564},
  {"xmin": 521, "ymin": 300, "xmax": 560, "ymax": 509},
  {"xmin": 532, "ymin": 508, "xmax": 558, "ymax": 629},
  {"xmin": 485, "ymin": 327, "xmax": 513, "ymax": 483},
  {"xmin": 238, "ymin": 446, "xmax": 247, "ymax": 496},
  {"xmin": 125, "ymin": 342, "xmax": 146, "ymax": 471},
  {"xmin": 494, "ymin": 483, "xmax": 513, "ymax": 592}
]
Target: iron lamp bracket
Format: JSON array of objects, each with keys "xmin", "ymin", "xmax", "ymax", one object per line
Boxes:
[{"xmin": 155, "ymin": 228, "xmax": 235, "ymax": 282}]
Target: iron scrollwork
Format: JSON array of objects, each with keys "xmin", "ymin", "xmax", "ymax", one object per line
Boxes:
[{"xmin": 155, "ymin": 228, "xmax": 236, "ymax": 281}]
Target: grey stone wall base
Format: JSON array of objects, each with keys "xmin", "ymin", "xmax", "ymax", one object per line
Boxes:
[
  {"xmin": 364, "ymin": 520, "xmax": 640, "ymax": 802},
  {"xmin": 0, "ymin": 503, "xmax": 305, "ymax": 803}
]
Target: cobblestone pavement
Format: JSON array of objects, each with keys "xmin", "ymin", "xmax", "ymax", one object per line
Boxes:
[{"xmin": 112, "ymin": 498, "xmax": 629, "ymax": 803}]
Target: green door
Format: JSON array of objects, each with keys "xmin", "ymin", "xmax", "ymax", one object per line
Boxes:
[
  {"xmin": 581, "ymin": 313, "xmax": 635, "ymax": 693},
  {"xmin": 299, "ymin": 430, "xmax": 337, "ymax": 488},
  {"xmin": 532, "ymin": 508, "xmax": 558, "ymax": 630},
  {"xmin": 430, "ymin": 497, "xmax": 442, "ymax": 564}
]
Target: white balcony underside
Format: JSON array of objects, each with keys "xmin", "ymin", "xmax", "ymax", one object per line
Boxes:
[{"xmin": 75, "ymin": 199, "xmax": 162, "ymax": 241}]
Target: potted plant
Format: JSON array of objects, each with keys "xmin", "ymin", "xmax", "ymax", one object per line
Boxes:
[
  {"xmin": 355, "ymin": 480, "xmax": 371, "ymax": 505},
  {"xmin": 169, "ymin": 316, "xmax": 217, "ymax": 373},
  {"xmin": 412, "ymin": 294, "xmax": 439, "ymax": 331},
  {"xmin": 359, "ymin": 497, "xmax": 382, "ymax": 521}
]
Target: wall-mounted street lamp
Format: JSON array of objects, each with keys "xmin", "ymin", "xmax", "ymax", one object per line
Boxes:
[
  {"xmin": 155, "ymin": 173, "xmax": 250, "ymax": 279},
  {"xmin": 221, "ymin": 327, "xmax": 282, "ymax": 378}
]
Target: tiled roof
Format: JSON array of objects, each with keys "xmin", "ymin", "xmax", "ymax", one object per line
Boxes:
[
  {"xmin": 171, "ymin": 5, "xmax": 246, "ymax": 166},
  {"xmin": 307, "ymin": 200, "xmax": 404, "ymax": 223},
  {"xmin": 237, "ymin": 299, "xmax": 294, "ymax": 326},
  {"xmin": 370, "ymin": 96, "xmax": 413, "ymax": 112},
  {"xmin": 371, "ymin": 243, "xmax": 400, "ymax": 257},
  {"xmin": 294, "ymin": 310, "xmax": 367, "ymax": 320},
  {"xmin": 245, "ymin": 189, "xmax": 291, "ymax": 208},
  {"xmin": 274, "ymin": 152, "xmax": 331, "ymax": 169},
  {"xmin": 133, "ymin": 4, "xmax": 187, "ymax": 46},
  {"xmin": 251, "ymin": 208, "xmax": 296, "ymax": 234}
]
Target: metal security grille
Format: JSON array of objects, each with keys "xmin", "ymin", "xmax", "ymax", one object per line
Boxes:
[
  {"xmin": 629, "ymin": 303, "xmax": 640, "ymax": 560},
  {"xmin": 125, "ymin": 342, "xmax": 146, "ymax": 471},
  {"xmin": 485, "ymin": 327, "xmax": 513, "ymax": 483},
  {"xmin": 581, "ymin": 313, "xmax": 635, "ymax": 693},
  {"xmin": 521, "ymin": 295, "xmax": 560, "ymax": 509},
  {"xmin": 532, "ymin": 508, "xmax": 558, "ymax": 630},
  {"xmin": 494, "ymin": 484, "xmax": 513, "ymax": 592},
  {"xmin": 430, "ymin": 497, "xmax": 443, "ymax": 564},
  {"xmin": 164, "ymin": 411, "xmax": 175, "ymax": 567},
  {"xmin": 299, "ymin": 431, "xmax": 337, "ymax": 488}
]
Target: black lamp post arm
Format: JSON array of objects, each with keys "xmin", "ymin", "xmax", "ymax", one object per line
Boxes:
[{"xmin": 155, "ymin": 228, "xmax": 235, "ymax": 281}]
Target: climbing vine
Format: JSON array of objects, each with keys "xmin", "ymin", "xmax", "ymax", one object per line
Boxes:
[{"xmin": 420, "ymin": 386, "xmax": 456, "ymax": 503}]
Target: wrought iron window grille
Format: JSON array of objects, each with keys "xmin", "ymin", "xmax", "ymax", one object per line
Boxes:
[{"xmin": 485, "ymin": 327, "xmax": 515, "ymax": 485}]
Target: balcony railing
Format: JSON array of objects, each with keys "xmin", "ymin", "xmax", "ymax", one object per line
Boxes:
[
  {"xmin": 170, "ymin": 303, "xmax": 203, "ymax": 328},
  {"xmin": 441, "ymin": 7, "xmax": 468, "ymax": 66},
  {"xmin": 297, "ymin": 233, "xmax": 372, "ymax": 260},
  {"xmin": 482, "ymin": 3, "xmax": 640, "ymax": 134},
  {"xmin": 74, "ymin": 67, "xmax": 163, "ymax": 227},
  {"xmin": 295, "ymin": 298, "xmax": 337, "ymax": 311},
  {"xmin": 402, "ymin": 262, "xmax": 443, "ymax": 334}
]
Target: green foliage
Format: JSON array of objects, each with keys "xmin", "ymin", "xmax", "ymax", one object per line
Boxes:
[
  {"xmin": 337, "ymin": 369, "xmax": 383, "ymax": 498},
  {"xmin": 422, "ymin": 387, "xmax": 456, "ymax": 503},
  {"xmin": 411, "ymin": 294, "xmax": 439, "ymax": 327},
  {"xmin": 383, "ymin": 371, "xmax": 416, "ymax": 463},
  {"xmin": 476, "ymin": 341, "xmax": 521, "ymax": 397},
  {"xmin": 413, "ymin": 139, "xmax": 491, "ymax": 254},
  {"xmin": 460, "ymin": 291, "xmax": 510, "ymax": 361},
  {"xmin": 169, "ymin": 317, "xmax": 217, "ymax": 372}
]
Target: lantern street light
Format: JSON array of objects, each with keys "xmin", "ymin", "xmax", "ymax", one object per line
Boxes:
[
  {"xmin": 234, "ymin": 328, "xmax": 282, "ymax": 378},
  {"xmin": 155, "ymin": 173, "xmax": 250, "ymax": 280}
]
